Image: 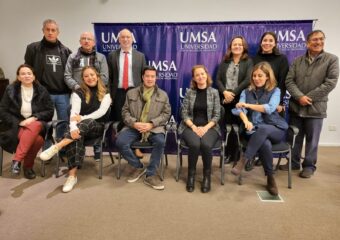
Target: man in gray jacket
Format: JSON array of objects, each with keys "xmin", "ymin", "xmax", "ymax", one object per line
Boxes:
[
  {"xmin": 283, "ymin": 30, "xmax": 339, "ymax": 178},
  {"xmin": 116, "ymin": 66, "xmax": 171, "ymax": 190},
  {"xmin": 64, "ymin": 32, "xmax": 108, "ymax": 90},
  {"xmin": 64, "ymin": 31, "xmax": 109, "ymax": 161}
]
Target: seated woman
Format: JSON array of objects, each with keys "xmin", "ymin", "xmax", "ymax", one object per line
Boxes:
[
  {"xmin": 0, "ymin": 64, "xmax": 54, "ymax": 179},
  {"xmin": 40, "ymin": 66, "xmax": 111, "ymax": 193},
  {"xmin": 231, "ymin": 62, "xmax": 288, "ymax": 196},
  {"xmin": 178, "ymin": 65, "xmax": 220, "ymax": 193}
]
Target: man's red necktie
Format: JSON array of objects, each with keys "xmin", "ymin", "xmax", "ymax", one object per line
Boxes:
[{"xmin": 122, "ymin": 51, "xmax": 129, "ymax": 90}]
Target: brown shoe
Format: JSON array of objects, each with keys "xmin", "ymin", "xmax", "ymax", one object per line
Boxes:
[
  {"xmin": 143, "ymin": 175, "xmax": 165, "ymax": 190},
  {"xmin": 135, "ymin": 149, "xmax": 144, "ymax": 158},
  {"xmin": 231, "ymin": 154, "xmax": 247, "ymax": 176},
  {"xmin": 266, "ymin": 175, "xmax": 279, "ymax": 196},
  {"xmin": 126, "ymin": 164, "xmax": 146, "ymax": 183}
]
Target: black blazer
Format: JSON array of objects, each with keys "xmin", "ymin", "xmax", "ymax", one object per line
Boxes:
[
  {"xmin": 107, "ymin": 49, "xmax": 146, "ymax": 101},
  {"xmin": 215, "ymin": 58, "xmax": 253, "ymax": 97}
]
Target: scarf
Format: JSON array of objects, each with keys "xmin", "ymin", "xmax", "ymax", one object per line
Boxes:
[
  {"xmin": 140, "ymin": 87, "xmax": 154, "ymax": 142},
  {"xmin": 72, "ymin": 47, "xmax": 96, "ymax": 69}
]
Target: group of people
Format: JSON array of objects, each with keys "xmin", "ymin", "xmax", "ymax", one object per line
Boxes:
[{"xmin": 0, "ymin": 19, "xmax": 338, "ymax": 196}]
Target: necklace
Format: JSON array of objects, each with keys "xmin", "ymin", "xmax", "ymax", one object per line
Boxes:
[{"xmin": 21, "ymin": 85, "xmax": 33, "ymax": 103}]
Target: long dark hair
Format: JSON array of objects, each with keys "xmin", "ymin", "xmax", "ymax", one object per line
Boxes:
[{"xmin": 257, "ymin": 31, "xmax": 281, "ymax": 55}]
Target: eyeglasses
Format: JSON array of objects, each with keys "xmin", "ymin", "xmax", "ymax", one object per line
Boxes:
[
  {"xmin": 80, "ymin": 37, "xmax": 94, "ymax": 41},
  {"xmin": 309, "ymin": 37, "xmax": 325, "ymax": 43}
]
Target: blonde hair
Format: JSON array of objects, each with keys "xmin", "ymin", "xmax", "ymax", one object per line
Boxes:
[
  {"xmin": 190, "ymin": 65, "xmax": 212, "ymax": 89},
  {"xmin": 80, "ymin": 66, "xmax": 106, "ymax": 103},
  {"xmin": 249, "ymin": 62, "xmax": 276, "ymax": 91}
]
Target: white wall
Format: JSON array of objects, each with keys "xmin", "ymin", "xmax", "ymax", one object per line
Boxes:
[{"xmin": 1, "ymin": 0, "xmax": 340, "ymax": 145}]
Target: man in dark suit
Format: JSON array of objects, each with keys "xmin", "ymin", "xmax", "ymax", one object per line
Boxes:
[{"xmin": 107, "ymin": 28, "xmax": 147, "ymax": 124}]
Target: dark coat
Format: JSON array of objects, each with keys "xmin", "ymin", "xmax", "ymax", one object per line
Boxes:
[
  {"xmin": 0, "ymin": 81, "xmax": 54, "ymax": 152},
  {"xmin": 215, "ymin": 58, "xmax": 253, "ymax": 97},
  {"xmin": 107, "ymin": 49, "xmax": 146, "ymax": 101}
]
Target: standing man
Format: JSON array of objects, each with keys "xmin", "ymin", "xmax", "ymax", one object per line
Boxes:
[
  {"xmin": 64, "ymin": 32, "xmax": 109, "ymax": 161},
  {"xmin": 116, "ymin": 66, "xmax": 171, "ymax": 190},
  {"xmin": 283, "ymin": 30, "xmax": 339, "ymax": 178},
  {"xmin": 24, "ymin": 19, "xmax": 71, "ymax": 147},
  {"xmin": 64, "ymin": 31, "xmax": 108, "ymax": 91},
  {"xmin": 107, "ymin": 28, "xmax": 146, "ymax": 124}
]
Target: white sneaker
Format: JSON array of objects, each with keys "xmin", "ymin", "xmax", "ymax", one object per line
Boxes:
[
  {"xmin": 62, "ymin": 176, "xmax": 77, "ymax": 193},
  {"xmin": 40, "ymin": 145, "xmax": 59, "ymax": 161}
]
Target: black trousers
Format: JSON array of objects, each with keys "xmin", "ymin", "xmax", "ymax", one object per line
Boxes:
[
  {"xmin": 223, "ymin": 101, "xmax": 241, "ymax": 162},
  {"xmin": 182, "ymin": 128, "xmax": 219, "ymax": 172}
]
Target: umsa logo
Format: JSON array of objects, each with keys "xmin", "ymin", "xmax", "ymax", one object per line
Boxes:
[
  {"xmin": 274, "ymin": 29, "xmax": 307, "ymax": 51},
  {"xmin": 179, "ymin": 31, "xmax": 218, "ymax": 52},
  {"xmin": 148, "ymin": 60, "xmax": 178, "ymax": 80},
  {"xmin": 100, "ymin": 32, "xmax": 138, "ymax": 52}
]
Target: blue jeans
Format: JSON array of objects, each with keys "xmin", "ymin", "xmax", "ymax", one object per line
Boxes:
[
  {"xmin": 244, "ymin": 124, "xmax": 285, "ymax": 176},
  {"xmin": 116, "ymin": 128, "xmax": 165, "ymax": 176},
  {"xmin": 44, "ymin": 94, "xmax": 70, "ymax": 150}
]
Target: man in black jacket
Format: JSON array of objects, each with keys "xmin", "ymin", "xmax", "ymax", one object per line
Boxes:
[{"xmin": 24, "ymin": 19, "xmax": 71, "ymax": 152}]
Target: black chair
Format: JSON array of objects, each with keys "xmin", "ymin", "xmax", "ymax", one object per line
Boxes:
[
  {"xmin": 49, "ymin": 120, "xmax": 114, "ymax": 179},
  {"xmin": 232, "ymin": 123, "xmax": 299, "ymax": 188},
  {"xmin": 175, "ymin": 106, "xmax": 231, "ymax": 185},
  {"xmin": 115, "ymin": 122, "xmax": 171, "ymax": 181}
]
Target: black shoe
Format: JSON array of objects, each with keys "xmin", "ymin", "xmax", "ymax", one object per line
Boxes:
[
  {"xmin": 186, "ymin": 170, "xmax": 195, "ymax": 192},
  {"xmin": 245, "ymin": 157, "xmax": 256, "ymax": 171},
  {"xmin": 278, "ymin": 163, "xmax": 300, "ymax": 171},
  {"xmin": 11, "ymin": 160, "xmax": 21, "ymax": 175},
  {"xmin": 201, "ymin": 171, "xmax": 211, "ymax": 193},
  {"xmin": 24, "ymin": 168, "xmax": 36, "ymax": 179}
]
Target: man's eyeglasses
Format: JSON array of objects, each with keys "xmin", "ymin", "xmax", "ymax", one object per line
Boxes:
[
  {"xmin": 80, "ymin": 37, "xmax": 94, "ymax": 41},
  {"xmin": 309, "ymin": 37, "xmax": 325, "ymax": 43}
]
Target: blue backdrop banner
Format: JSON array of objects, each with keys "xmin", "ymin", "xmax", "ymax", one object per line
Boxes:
[
  {"xmin": 94, "ymin": 20, "xmax": 313, "ymax": 119},
  {"xmin": 94, "ymin": 20, "xmax": 313, "ymax": 152}
]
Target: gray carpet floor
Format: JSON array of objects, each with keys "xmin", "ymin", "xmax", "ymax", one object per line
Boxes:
[{"xmin": 0, "ymin": 147, "xmax": 340, "ymax": 240}]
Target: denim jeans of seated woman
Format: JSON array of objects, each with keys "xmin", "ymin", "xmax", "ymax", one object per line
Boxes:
[{"xmin": 243, "ymin": 124, "xmax": 285, "ymax": 176}]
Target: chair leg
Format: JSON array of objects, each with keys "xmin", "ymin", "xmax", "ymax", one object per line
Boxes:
[
  {"xmin": 41, "ymin": 160, "xmax": 45, "ymax": 177},
  {"xmin": 221, "ymin": 144, "xmax": 225, "ymax": 185},
  {"xmin": 109, "ymin": 151, "xmax": 115, "ymax": 164},
  {"xmin": 99, "ymin": 149, "xmax": 103, "ymax": 180},
  {"xmin": 275, "ymin": 156, "xmax": 282, "ymax": 171},
  {"xmin": 175, "ymin": 150, "xmax": 181, "ymax": 182},
  {"xmin": 55, "ymin": 155, "xmax": 61, "ymax": 178},
  {"xmin": 160, "ymin": 155, "xmax": 164, "ymax": 181},
  {"xmin": 117, "ymin": 154, "xmax": 122, "ymax": 179},
  {"xmin": 238, "ymin": 174, "xmax": 243, "ymax": 185},
  {"xmin": 165, "ymin": 153, "xmax": 168, "ymax": 167},
  {"xmin": 288, "ymin": 150, "xmax": 292, "ymax": 189}
]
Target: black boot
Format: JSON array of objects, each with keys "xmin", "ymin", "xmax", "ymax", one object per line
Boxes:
[
  {"xmin": 266, "ymin": 175, "xmax": 279, "ymax": 196},
  {"xmin": 11, "ymin": 160, "xmax": 21, "ymax": 175},
  {"xmin": 24, "ymin": 168, "xmax": 36, "ymax": 179},
  {"xmin": 201, "ymin": 170, "xmax": 211, "ymax": 193},
  {"xmin": 186, "ymin": 169, "xmax": 196, "ymax": 192}
]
